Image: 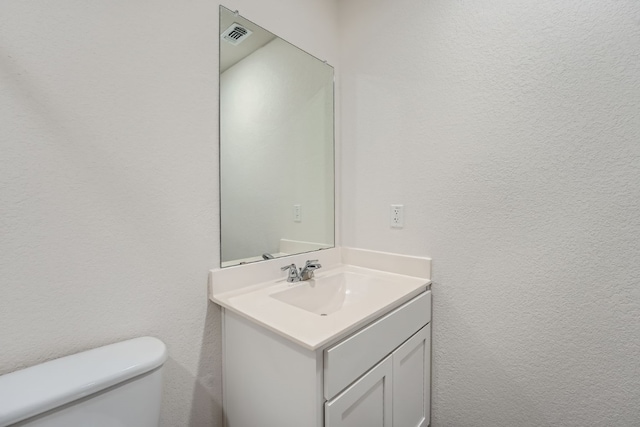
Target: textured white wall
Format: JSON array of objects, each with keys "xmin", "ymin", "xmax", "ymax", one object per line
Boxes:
[
  {"xmin": 0, "ymin": 1, "xmax": 337, "ymax": 426},
  {"xmin": 339, "ymin": 0, "xmax": 640, "ymax": 426}
]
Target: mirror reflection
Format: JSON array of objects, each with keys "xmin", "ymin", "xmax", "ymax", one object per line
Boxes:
[{"xmin": 219, "ymin": 6, "xmax": 335, "ymax": 268}]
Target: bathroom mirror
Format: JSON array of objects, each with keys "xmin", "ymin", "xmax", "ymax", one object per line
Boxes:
[{"xmin": 219, "ymin": 6, "xmax": 335, "ymax": 267}]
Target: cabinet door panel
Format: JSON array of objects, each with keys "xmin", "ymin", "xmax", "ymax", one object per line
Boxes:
[
  {"xmin": 393, "ymin": 324, "xmax": 431, "ymax": 427},
  {"xmin": 325, "ymin": 355, "xmax": 392, "ymax": 427},
  {"xmin": 324, "ymin": 291, "xmax": 431, "ymax": 400}
]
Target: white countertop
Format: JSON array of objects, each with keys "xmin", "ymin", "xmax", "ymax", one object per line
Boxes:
[{"xmin": 209, "ymin": 248, "xmax": 432, "ymax": 350}]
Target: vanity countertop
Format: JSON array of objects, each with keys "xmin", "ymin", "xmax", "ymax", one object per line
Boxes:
[{"xmin": 209, "ymin": 248, "xmax": 432, "ymax": 350}]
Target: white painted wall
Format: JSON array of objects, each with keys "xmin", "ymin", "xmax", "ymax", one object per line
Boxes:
[
  {"xmin": 339, "ymin": 0, "xmax": 640, "ymax": 426},
  {"xmin": 5, "ymin": 0, "xmax": 638, "ymax": 425},
  {"xmin": 220, "ymin": 38, "xmax": 334, "ymax": 263},
  {"xmin": 0, "ymin": 1, "xmax": 337, "ymax": 426}
]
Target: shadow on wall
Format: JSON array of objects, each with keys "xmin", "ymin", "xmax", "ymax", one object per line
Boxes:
[
  {"xmin": 190, "ymin": 302, "xmax": 224, "ymax": 426},
  {"xmin": 161, "ymin": 302, "xmax": 223, "ymax": 427}
]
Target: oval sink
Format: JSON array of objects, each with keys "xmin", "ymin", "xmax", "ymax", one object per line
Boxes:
[{"xmin": 270, "ymin": 271, "xmax": 393, "ymax": 316}]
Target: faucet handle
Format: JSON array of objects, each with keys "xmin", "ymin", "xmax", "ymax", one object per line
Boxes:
[
  {"xmin": 281, "ymin": 263, "xmax": 301, "ymax": 282},
  {"xmin": 281, "ymin": 263, "xmax": 296, "ymax": 271},
  {"xmin": 301, "ymin": 260, "xmax": 322, "ymax": 280}
]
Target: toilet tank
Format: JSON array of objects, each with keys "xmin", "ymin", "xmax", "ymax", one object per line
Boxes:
[{"xmin": 0, "ymin": 337, "xmax": 167, "ymax": 427}]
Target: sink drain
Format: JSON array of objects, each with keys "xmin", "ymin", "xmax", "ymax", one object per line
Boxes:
[{"xmin": 320, "ymin": 313, "xmax": 327, "ymax": 316}]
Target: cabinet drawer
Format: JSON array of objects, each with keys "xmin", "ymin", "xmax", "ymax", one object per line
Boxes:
[{"xmin": 323, "ymin": 290, "xmax": 431, "ymax": 400}]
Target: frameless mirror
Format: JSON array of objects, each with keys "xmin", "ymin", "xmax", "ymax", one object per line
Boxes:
[{"xmin": 219, "ymin": 6, "xmax": 335, "ymax": 268}]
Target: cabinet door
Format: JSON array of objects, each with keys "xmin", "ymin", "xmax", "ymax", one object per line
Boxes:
[
  {"xmin": 392, "ymin": 324, "xmax": 431, "ymax": 427},
  {"xmin": 325, "ymin": 355, "xmax": 393, "ymax": 427}
]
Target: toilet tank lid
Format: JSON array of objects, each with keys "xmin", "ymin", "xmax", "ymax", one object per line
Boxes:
[{"xmin": 0, "ymin": 336, "xmax": 167, "ymax": 427}]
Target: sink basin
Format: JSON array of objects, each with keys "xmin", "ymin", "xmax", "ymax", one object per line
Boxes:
[{"xmin": 270, "ymin": 271, "xmax": 392, "ymax": 316}]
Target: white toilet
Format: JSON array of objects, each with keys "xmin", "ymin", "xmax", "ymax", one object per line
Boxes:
[{"xmin": 0, "ymin": 336, "xmax": 167, "ymax": 427}]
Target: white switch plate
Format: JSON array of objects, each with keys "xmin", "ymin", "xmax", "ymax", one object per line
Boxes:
[
  {"xmin": 294, "ymin": 204, "xmax": 302, "ymax": 222},
  {"xmin": 390, "ymin": 204, "xmax": 404, "ymax": 228}
]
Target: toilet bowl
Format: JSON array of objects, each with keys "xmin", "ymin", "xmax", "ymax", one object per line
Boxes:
[{"xmin": 0, "ymin": 336, "xmax": 167, "ymax": 427}]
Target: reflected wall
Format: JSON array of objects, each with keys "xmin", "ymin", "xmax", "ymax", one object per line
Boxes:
[{"xmin": 220, "ymin": 7, "xmax": 334, "ymax": 267}]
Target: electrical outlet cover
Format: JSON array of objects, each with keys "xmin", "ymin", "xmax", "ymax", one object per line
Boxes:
[
  {"xmin": 294, "ymin": 204, "xmax": 302, "ymax": 222},
  {"xmin": 390, "ymin": 204, "xmax": 404, "ymax": 228}
]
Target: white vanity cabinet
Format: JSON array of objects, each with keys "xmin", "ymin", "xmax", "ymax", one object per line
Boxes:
[{"xmin": 221, "ymin": 289, "xmax": 432, "ymax": 427}]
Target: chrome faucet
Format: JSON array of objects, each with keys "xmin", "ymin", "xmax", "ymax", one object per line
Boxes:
[
  {"xmin": 281, "ymin": 260, "xmax": 322, "ymax": 282},
  {"xmin": 281, "ymin": 263, "xmax": 302, "ymax": 282},
  {"xmin": 300, "ymin": 260, "xmax": 322, "ymax": 280}
]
